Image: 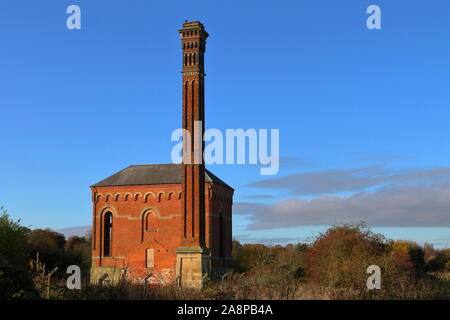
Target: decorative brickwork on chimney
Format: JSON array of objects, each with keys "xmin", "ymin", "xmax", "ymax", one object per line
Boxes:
[
  {"xmin": 176, "ymin": 21, "xmax": 210, "ymax": 288},
  {"xmin": 180, "ymin": 21, "xmax": 208, "ymax": 247}
]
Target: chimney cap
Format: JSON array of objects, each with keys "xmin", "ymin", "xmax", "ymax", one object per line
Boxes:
[
  {"xmin": 181, "ymin": 20, "xmax": 206, "ymax": 29},
  {"xmin": 179, "ymin": 21, "xmax": 209, "ymax": 39}
]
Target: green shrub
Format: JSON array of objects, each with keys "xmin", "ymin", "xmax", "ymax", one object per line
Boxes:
[{"xmin": 0, "ymin": 207, "xmax": 38, "ymax": 299}]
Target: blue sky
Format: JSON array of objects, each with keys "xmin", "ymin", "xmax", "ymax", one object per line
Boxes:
[{"xmin": 1, "ymin": 1, "xmax": 450, "ymax": 247}]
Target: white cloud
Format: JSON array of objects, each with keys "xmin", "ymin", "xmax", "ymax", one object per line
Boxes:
[
  {"xmin": 235, "ymin": 183, "xmax": 450, "ymax": 229},
  {"xmin": 246, "ymin": 165, "xmax": 450, "ymax": 196}
]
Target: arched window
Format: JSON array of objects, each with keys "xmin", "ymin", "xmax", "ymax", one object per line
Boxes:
[
  {"xmin": 103, "ymin": 212, "xmax": 112, "ymax": 257},
  {"xmin": 193, "ymin": 52, "xmax": 196, "ymax": 65},
  {"xmin": 219, "ymin": 211, "xmax": 224, "ymax": 257},
  {"xmin": 142, "ymin": 211, "xmax": 158, "ymax": 238},
  {"xmin": 145, "ymin": 212, "xmax": 152, "ymax": 230},
  {"xmin": 184, "ymin": 81, "xmax": 188, "ymax": 128},
  {"xmin": 191, "ymin": 80, "xmax": 195, "ymax": 107}
]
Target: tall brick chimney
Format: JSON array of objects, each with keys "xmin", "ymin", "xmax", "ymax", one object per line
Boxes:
[{"xmin": 175, "ymin": 21, "xmax": 210, "ymax": 288}]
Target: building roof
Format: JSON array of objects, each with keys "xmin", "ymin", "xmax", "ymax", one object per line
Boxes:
[{"xmin": 91, "ymin": 164, "xmax": 233, "ymax": 190}]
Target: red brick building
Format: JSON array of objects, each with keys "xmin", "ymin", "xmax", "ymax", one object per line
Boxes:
[{"xmin": 90, "ymin": 22, "xmax": 233, "ymax": 287}]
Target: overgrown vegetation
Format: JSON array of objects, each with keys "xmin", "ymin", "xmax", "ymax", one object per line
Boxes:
[
  {"xmin": 222, "ymin": 225, "xmax": 450, "ymax": 299},
  {"xmin": 1, "ymin": 206, "xmax": 450, "ymax": 300},
  {"xmin": 0, "ymin": 207, "xmax": 91, "ymax": 299},
  {"xmin": 0, "ymin": 207, "xmax": 36, "ymax": 299}
]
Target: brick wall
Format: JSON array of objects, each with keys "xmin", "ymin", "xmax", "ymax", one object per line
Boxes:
[{"xmin": 91, "ymin": 182, "xmax": 233, "ymax": 283}]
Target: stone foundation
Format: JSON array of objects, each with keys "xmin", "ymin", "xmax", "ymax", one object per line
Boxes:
[
  {"xmin": 175, "ymin": 246, "xmax": 210, "ymax": 288},
  {"xmin": 90, "ymin": 266, "xmax": 126, "ymax": 285}
]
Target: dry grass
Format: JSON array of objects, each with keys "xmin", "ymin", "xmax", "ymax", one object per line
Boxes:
[{"xmin": 40, "ymin": 271, "xmax": 450, "ymax": 300}]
